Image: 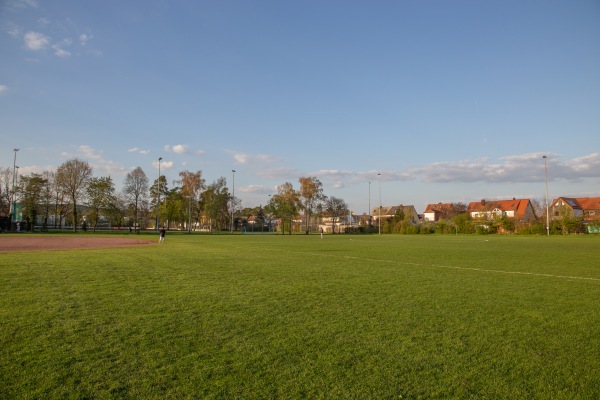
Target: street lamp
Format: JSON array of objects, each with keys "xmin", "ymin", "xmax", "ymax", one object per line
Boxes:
[
  {"xmin": 230, "ymin": 169, "xmax": 236, "ymax": 233},
  {"xmin": 543, "ymin": 155, "xmax": 550, "ymax": 236},
  {"xmin": 156, "ymin": 157, "xmax": 162, "ymax": 230},
  {"xmin": 378, "ymin": 173, "xmax": 381, "ymax": 235}
]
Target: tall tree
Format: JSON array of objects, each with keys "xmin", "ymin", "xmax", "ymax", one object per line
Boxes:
[
  {"xmin": 150, "ymin": 175, "xmax": 169, "ymax": 227},
  {"xmin": 55, "ymin": 158, "xmax": 93, "ymax": 231},
  {"xmin": 123, "ymin": 167, "xmax": 149, "ymax": 233},
  {"xmin": 324, "ymin": 196, "xmax": 348, "ymax": 234},
  {"xmin": 0, "ymin": 167, "xmax": 12, "ymax": 217},
  {"xmin": 18, "ymin": 173, "xmax": 48, "ymax": 232},
  {"xmin": 200, "ymin": 178, "xmax": 230, "ymax": 232},
  {"xmin": 86, "ymin": 176, "xmax": 117, "ymax": 232},
  {"xmin": 268, "ymin": 182, "xmax": 300, "ymax": 235},
  {"xmin": 177, "ymin": 170, "xmax": 205, "ymax": 232},
  {"xmin": 298, "ymin": 176, "xmax": 325, "ymax": 234},
  {"xmin": 40, "ymin": 171, "xmax": 54, "ymax": 231}
]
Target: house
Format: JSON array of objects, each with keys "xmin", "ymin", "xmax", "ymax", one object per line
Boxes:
[
  {"xmin": 467, "ymin": 198, "xmax": 537, "ymax": 222},
  {"xmin": 371, "ymin": 205, "xmax": 420, "ymax": 225},
  {"xmin": 423, "ymin": 203, "xmax": 455, "ymax": 222},
  {"xmin": 550, "ymin": 197, "xmax": 600, "ymax": 221}
]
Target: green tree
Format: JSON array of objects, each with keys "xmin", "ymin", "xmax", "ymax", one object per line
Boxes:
[
  {"xmin": 176, "ymin": 170, "xmax": 205, "ymax": 233},
  {"xmin": 150, "ymin": 175, "xmax": 169, "ymax": 228},
  {"xmin": 201, "ymin": 178, "xmax": 230, "ymax": 232},
  {"xmin": 18, "ymin": 173, "xmax": 47, "ymax": 232},
  {"xmin": 86, "ymin": 176, "xmax": 117, "ymax": 232},
  {"xmin": 267, "ymin": 182, "xmax": 300, "ymax": 235},
  {"xmin": 55, "ymin": 159, "xmax": 93, "ymax": 231},
  {"xmin": 298, "ymin": 176, "xmax": 325, "ymax": 234}
]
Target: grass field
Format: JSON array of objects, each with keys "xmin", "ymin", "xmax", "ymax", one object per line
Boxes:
[{"xmin": 1, "ymin": 233, "xmax": 599, "ymax": 399}]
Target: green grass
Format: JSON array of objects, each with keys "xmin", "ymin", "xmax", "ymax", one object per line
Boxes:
[{"xmin": 1, "ymin": 234, "xmax": 599, "ymax": 399}]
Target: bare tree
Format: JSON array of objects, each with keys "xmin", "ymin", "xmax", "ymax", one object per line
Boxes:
[
  {"xmin": 0, "ymin": 167, "xmax": 12, "ymax": 217},
  {"xmin": 55, "ymin": 158, "xmax": 93, "ymax": 231},
  {"xmin": 123, "ymin": 167, "xmax": 149, "ymax": 233},
  {"xmin": 324, "ymin": 196, "xmax": 348, "ymax": 234}
]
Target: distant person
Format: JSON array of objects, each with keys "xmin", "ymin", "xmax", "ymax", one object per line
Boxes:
[
  {"xmin": 159, "ymin": 227, "xmax": 166, "ymax": 243},
  {"xmin": 320, "ymin": 227, "xmax": 323, "ymax": 239}
]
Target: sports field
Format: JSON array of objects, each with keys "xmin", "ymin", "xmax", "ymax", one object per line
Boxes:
[{"xmin": 1, "ymin": 233, "xmax": 599, "ymax": 399}]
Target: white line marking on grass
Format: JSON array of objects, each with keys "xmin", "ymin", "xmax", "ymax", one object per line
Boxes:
[{"xmin": 241, "ymin": 247, "xmax": 600, "ymax": 282}]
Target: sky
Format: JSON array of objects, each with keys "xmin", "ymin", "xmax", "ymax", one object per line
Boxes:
[{"xmin": 1, "ymin": 0, "xmax": 599, "ymax": 215}]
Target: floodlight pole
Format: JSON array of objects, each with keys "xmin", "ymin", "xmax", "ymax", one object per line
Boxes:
[
  {"xmin": 230, "ymin": 169, "xmax": 235, "ymax": 233},
  {"xmin": 156, "ymin": 157, "xmax": 162, "ymax": 230},
  {"xmin": 378, "ymin": 173, "xmax": 381, "ymax": 235},
  {"xmin": 543, "ymin": 155, "xmax": 550, "ymax": 236},
  {"xmin": 10, "ymin": 148, "xmax": 19, "ymax": 229}
]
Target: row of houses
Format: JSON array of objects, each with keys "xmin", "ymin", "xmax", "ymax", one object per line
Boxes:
[{"xmin": 363, "ymin": 197, "xmax": 600, "ymax": 225}]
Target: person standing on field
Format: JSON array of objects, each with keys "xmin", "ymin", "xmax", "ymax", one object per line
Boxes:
[{"xmin": 159, "ymin": 227, "xmax": 166, "ymax": 243}]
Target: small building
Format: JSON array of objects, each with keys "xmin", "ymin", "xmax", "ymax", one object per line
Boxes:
[
  {"xmin": 550, "ymin": 197, "xmax": 600, "ymax": 221},
  {"xmin": 467, "ymin": 198, "xmax": 537, "ymax": 222},
  {"xmin": 423, "ymin": 203, "xmax": 455, "ymax": 222},
  {"xmin": 371, "ymin": 205, "xmax": 420, "ymax": 225}
]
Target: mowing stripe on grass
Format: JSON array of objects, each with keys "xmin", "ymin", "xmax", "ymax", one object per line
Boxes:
[{"xmin": 238, "ymin": 246, "xmax": 600, "ymax": 283}]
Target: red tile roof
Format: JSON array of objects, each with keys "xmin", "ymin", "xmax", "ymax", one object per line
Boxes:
[{"xmin": 467, "ymin": 199, "xmax": 532, "ymax": 220}]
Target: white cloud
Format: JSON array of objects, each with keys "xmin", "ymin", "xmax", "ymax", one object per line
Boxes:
[
  {"xmin": 165, "ymin": 144, "xmax": 188, "ymax": 154},
  {"xmin": 153, "ymin": 160, "xmax": 173, "ymax": 169},
  {"xmin": 24, "ymin": 31, "xmax": 50, "ymax": 50},
  {"xmin": 0, "ymin": 85, "xmax": 8, "ymax": 94}
]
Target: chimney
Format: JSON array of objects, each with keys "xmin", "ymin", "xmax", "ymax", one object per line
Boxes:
[{"xmin": 481, "ymin": 199, "xmax": 486, "ymax": 206}]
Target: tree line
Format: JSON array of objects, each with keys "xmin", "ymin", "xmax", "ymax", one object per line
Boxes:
[
  {"xmin": 0, "ymin": 159, "xmax": 353, "ymax": 234},
  {"xmin": 0, "ymin": 159, "xmax": 229, "ymax": 232}
]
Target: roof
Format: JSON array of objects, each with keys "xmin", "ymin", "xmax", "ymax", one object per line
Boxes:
[
  {"xmin": 467, "ymin": 199, "xmax": 532, "ymax": 220},
  {"xmin": 554, "ymin": 197, "xmax": 600, "ymax": 211},
  {"xmin": 423, "ymin": 203, "xmax": 454, "ymax": 214},
  {"xmin": 575, "ymin": 197, "xmax": 600, "ymax": 211}
]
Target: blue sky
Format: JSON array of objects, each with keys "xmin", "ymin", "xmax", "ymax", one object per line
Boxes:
[{"xmin": 2, "ymin": 0, "xmax": 599, "ymax": 215}]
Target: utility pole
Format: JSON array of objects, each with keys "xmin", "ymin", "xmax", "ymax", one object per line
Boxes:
[
  {"xmin": 543, "ymin": 155, "xmax": 550, "ymax": 236},
  {"xmin": 10, "ymin": 148, "xmax": 19, "ymax": 230}
]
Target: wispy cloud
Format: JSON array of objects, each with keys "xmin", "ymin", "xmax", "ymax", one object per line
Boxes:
[
  {"xmin": 239, "ymin": 184, "xmax": 271, "ymax": 194},
  {"xmin": 257, "ymin": 167, "xmax": 300, "ymax": 180},
  {"xmin": 229, "ymin": 151, "xmax": 281, "ymax": 165},
  {"xmin": 24, "ymin": 31, "xmax": 49, "ymax": 50},
  {"xmin": 52, "ymin": 44, "xmax": 70, "ymax": 57},
  {"xmin": 5, "ymin": 0, "xmax": 38, "ymax": 10},
  {"xmin": 412, "ymin": 152, "xmax": 600, "ymax": 184},
  {"xmin": 128, "ymin": 147, "xmax": 150, "ymax": 155},
  {"xmin": 61, "ymin": 145, "xmax": 127, "ymax": 177},
  {"xmin": 0, "ymin": 84, "xmax": 8, "ymax": 94},
  {"xmin": 79, "ymin": 33, "xmax": 93, "ymax": 45}
]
